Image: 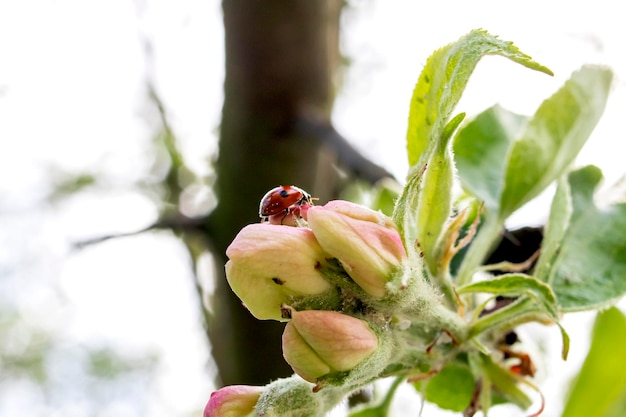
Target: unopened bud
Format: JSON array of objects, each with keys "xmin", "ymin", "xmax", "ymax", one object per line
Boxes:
[
  {"xmin": 307, "ymin": 201, "xmax": 406, "ymax": 297},
  {"xmin": 204, "ymin": 385, "xmax": 262, "ymax": 417},
  {"xmin": 282, "ymin": 309, "xmax": 378, "ymax": 382},
  {"xmin": 226, "ymin": 224, "xmax": 333, "ymax": 321}
]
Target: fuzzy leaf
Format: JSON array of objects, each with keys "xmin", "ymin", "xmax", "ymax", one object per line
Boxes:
[
  {"xmin": 539, "ymin": 166, "xmax": 626, "ymax": 311},
  {"xmin": 406, "ymin": 29, "xmax": 552, "ymax": 167},
  {"xmin": 454, "ymin": 66, "xmax": 612, "ymax": 219},
  {"xmin": 499, "ymin": 65, "xmax": 612, "ymax": 218},
  {"xmin": 458, "ymin": 273, "xmax": 559, "ymax": 318},
  {"xmin": 454, "ymin": 105, "xmax": 528, "ymax": 213},
  {"xmin": 398, "ymin": 29, "xmax": 550, "ymax": 269},
  {"xmin": 534, "ymin": 176, "xmax": 573, "ymax": 280},
  {"xmin": 561, "ymin": 308, "xmax": 626, "ymax": 417},
  {"xmin": 459, "ymin": 273, "xmax": 570, "ymax": 359}
]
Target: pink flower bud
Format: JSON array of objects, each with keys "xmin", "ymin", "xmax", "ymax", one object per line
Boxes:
[
  {"xmin": 204, "ymin": 385, "xmax": 262, "ymax": 417},
  {"xmin": 306, "ymin": 201, "xmax": 406, "ymax": 297},
  {"xmin": 225, "ymin": 223, "xmax": 333, "ymax": 320},
  {"xmin": 282, "ymin": 310, "xmax": 378, "ymax": 382}
]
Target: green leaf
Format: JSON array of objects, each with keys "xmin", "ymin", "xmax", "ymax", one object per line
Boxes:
[
  {"xmin": 603, "ymin": 389, "xmax": 626, "ymax": 417},
  {"xmin": 454, "ymin": 105, "xmax": 529, "ymax": 213},
  {"xmin": 441, "ymin": 112, "xmax": 467, "ymax": 144},
  {"xmin": 467, "ymin": 297, "xmax": 536, "ymax": 337},
  {"xmin": 499, "ymin": 65, "xmax": 612, "ymax": 218},
  {"xmin": 339, "ymin": 179, "xmax": 401, "ymax": 218},
  {"xmin": 454, "ymin": 66, "xmax": 612, "ymax": 219},
  {"xmin": 459, "ymin": 274, "xmax": 570, "ymax": 359},
  {"xmin": 371, "ymin": 180, "xmax": 402, "ymax": 218},
  {"xmin": 538, "ymin": 166, "xmax": 626, "ymax": 311},
  {"xmin": 413, "ymin": 362, "xmax": 475, "ymax": 412},
  {"xmin": 399, "ymin": 29, "xmax": 550, "ymax": 280},
  {"xmin": 561, "ymin": 307, "xmax": 626, "ymax": 417},
  {"xmin": 458, "ymin": 273, "xmax": 559, "ymax": 318},
  {"xmin": 534, "ymin": 176, "xmax": 573, "ymax": 280},
  {"xmin": 406, "ymin": 29, "xmax": 552, "ymax": 167}
]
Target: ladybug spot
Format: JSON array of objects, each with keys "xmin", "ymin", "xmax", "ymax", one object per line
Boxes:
[
  {"xmin": 279, "ymin": 190, "xmax": 290, "ymax": 198},
  {"xmin": 272, "ymin": 277, "xmax": 284, "ymax": 285}
]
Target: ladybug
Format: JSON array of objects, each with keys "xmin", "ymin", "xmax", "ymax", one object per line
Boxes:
[{"xmin": 259, "ymin": 185, "xmax": 313, "ymax": 224}]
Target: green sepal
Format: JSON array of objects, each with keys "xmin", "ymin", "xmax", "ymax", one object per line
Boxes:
[
  {"xmin": 255, "ymin": 376, "xmax": 350, "ymax": 417},
  {"xmin": 416, "ymin": 134, "xmax": 456, "ymax": 276}
]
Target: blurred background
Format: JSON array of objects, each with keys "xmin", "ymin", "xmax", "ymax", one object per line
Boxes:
[{"xmin": 1, "ymin": 1, "xmax": 624, "ymax": 416}]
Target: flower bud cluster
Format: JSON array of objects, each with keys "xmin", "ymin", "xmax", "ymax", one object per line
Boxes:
[
  {"xmin": 226, "ymin": 200, "xmax": 406, "ymax": 315},
  {"xmin": 223, "ymin": 198, "xmax": 406, "ymax": 388}
]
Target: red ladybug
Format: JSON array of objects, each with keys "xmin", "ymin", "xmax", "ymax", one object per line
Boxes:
[{"xmin": 259, "ymin": 185, "xmax": 313, "ymax": 224}]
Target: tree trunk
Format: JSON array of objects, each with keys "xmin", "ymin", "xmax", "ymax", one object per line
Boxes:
[{"xmin": 208, "ymin": 0, "xmax": 391, "ymax": 386}]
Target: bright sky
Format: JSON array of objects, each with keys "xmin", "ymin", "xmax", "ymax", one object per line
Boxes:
[{"xmin": 0, "ymin": 0, "xmax": 624, "ymax": 416}]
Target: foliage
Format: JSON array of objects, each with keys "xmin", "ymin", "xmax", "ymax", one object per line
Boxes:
[
  {"xmin": 560, "ymin": 307, "xmax": 626, "ymax": 417},
  {"xmin": 211, "ymin": 29, "xmax": 623, "ymax": 417}
]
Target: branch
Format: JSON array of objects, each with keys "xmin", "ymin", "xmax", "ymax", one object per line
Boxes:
[
  {"xmin": 72, "ymin": 213, "xmax": 209, "ymax": 249},
  {"xmin": 291, "ymin": 112, "xmax": 395, "ymax": 184}
]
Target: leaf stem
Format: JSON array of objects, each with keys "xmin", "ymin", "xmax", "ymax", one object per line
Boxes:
[
  {"xmin": 379, "ymin": 376, "xmax": 405, "ymax": 415},
  {"xmin": 428, "ymin": 301, "xmax": 469, "ymax": 343},
  {"xmin": 469, "ymin": 297, "xmax": 536, "ymax": 338}
]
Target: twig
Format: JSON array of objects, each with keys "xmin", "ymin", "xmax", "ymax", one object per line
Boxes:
[{"xmin": 72, "ymin": 213, "xmax": 209, "ymax": 249}]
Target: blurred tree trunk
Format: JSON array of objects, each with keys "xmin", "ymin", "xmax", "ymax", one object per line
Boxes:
[{"xmin": 207, "ymin": 0, "xmax": 391, "ymax": 386}]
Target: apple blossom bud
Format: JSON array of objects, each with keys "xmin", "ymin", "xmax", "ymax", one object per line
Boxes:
[
  {"xmin": 204, "ymin": 385, "xmax": 262, "ymax": 417},
  {"xmin": 225, "ymin": 223, "xmax": 333, "ymax": 321},
  {"xmin": 307, "ymin": 201, "xmax": 406, "ymax": 297},
  {"xmin": 282, "ymin": 310, "xmax": 378, "ymax": 382}
]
